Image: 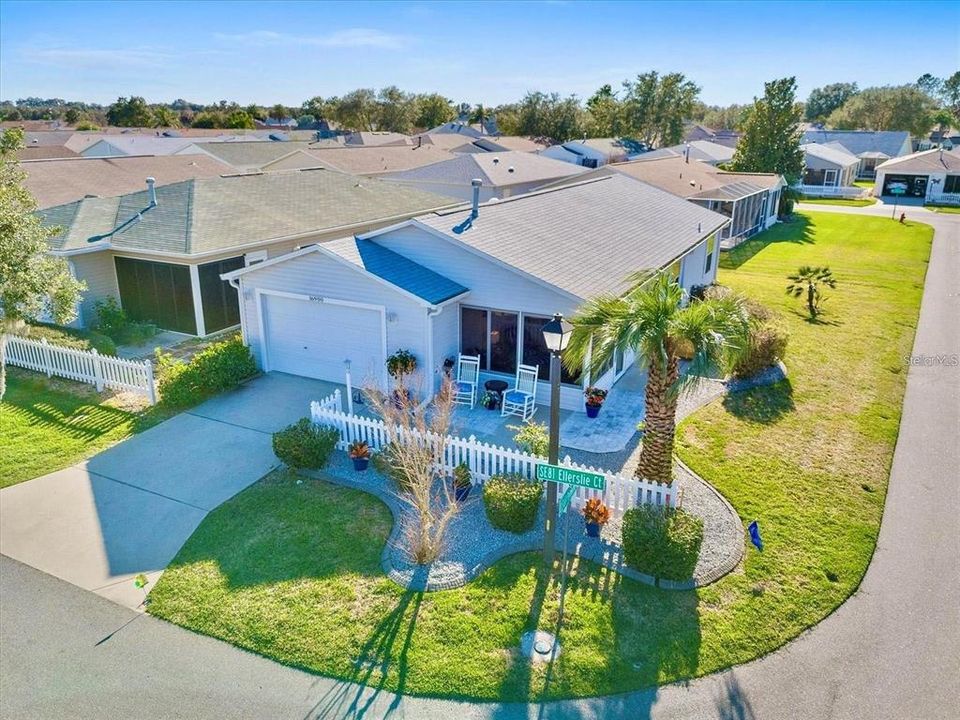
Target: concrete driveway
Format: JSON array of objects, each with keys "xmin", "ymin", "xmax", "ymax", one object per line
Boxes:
[{"xmin": 0, "ymin": 373, "xmax": 332, "ymax": 608}]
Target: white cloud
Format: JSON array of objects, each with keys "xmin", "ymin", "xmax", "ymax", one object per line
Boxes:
[
  {"xmin": 21, "ymin": 47, "xmax": 171, "ymax": 68},
  {"xmin": 214, "ymin": 28, "xmax": 410, "ymax": 50}
]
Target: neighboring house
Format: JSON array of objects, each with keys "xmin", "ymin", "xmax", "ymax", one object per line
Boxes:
[
  {"xmin": 343, "ymin": 131, "xmax": 413, "ymax": 147},
  {"xmin": 21, "ymin": 154, "xmax": 234, "ymax": 208},
  {"xmin": 682, "ymin": 124, "xmax": 741, "ymax": 148},
  {"xmin": 635, "ymin": 140, "xmax": 735, "ymax": 166},
  {"xmin": 256, "ymin": 117, "xmax": 298, "ymax": 129},
  {"xmin": 220, "ymin": 173, "xmax": 729, "ymax": 411},
  {"xmin": 262, "ymin": 144, "xmax": 456, "ymax": 176},
  {"xmin": 541, "ymin": 138, "xmax": 648, "ymax": 168},
  {"xmin": 426, "ymin": 122, "xmax": 485, "ymax": 139},
  {"xmin": 801, "ymin": 130, "xmax": 912, "ymax": 179},
  {"xmin": 183, "ymin": 141, "xmax": 315, "ymax": 171},
  {"xmin": 381, "ymin": 151, "xmax": 588, "ymax": 201},
  {"xmin": 917, "ymin": 127, "xmax": 960, "ymax": 151},
  {"xmin": 39, "ymin": 169, "xmax": 459, "ymax": 335},
  {"xmin": 80, "ymin": 135, "xmax": 263, "ymax": 158},
  {"xmin": 607, "ymin": 156, "xmax": 783, "ymax": 245},
  {"xmin": 873, "ymin": 148, "xmax": 960, "ymax": 203},
  {"xmin": 800, "ymin": 143, "xmax": 861, "ymax": 189}
]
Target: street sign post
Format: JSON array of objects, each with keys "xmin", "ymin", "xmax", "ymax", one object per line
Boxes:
[
  {"xmin": 536, "ymin": 463, "xmax": 606, "ymax": 491},
  {"xmin": 558, "ymin": 485, "xmax": 576, "ymax": 515},
  {"xmin": 890, "ymin": 185, "xmax": 906, "ymax": 220}
]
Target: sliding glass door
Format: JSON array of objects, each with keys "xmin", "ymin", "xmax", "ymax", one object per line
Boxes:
[{"xmin": 461, "ymin": 306, "xmax": 580, "ymax": 385}]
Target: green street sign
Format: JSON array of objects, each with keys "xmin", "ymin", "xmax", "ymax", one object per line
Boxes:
[
  {"xmin": 537, "ymin": 463, "xmax": 606, "ymax": 491},
  {"xmin": 558, "ymin": 485, "xmax": 576, "ymax": 515},
  {"xmin": 890, "ymin": 187, "xmax": 906, "ymax": 196}
]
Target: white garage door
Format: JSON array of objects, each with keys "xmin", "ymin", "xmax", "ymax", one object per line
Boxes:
[{"xmin": 262, "ymin": 294, "xmax": 384, "ymax": 383}]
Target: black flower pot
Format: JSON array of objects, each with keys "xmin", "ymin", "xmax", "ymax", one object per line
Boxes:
[
  {"xmin": 585, "ymin": 403, "xmax": 601, "ymax": 418},
  {"xmin": 454, "ymin": 484, "xmax": 472, "ymax": 502},
  {"xmin": 352, "ymin": 457, "xmax": 370, "ymax": 471},
  {"xmin": 585, "ymin": 521, "xmax": 601, "ymax": 538}
]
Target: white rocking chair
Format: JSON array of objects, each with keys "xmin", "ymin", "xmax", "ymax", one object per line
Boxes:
[
  {"xmin": 501, "ymin": 363, "xmax": 539, "ymax": 420},
  {"xmin": 452, "ymin": 354, "xmax": 480, "ymax": 408}
]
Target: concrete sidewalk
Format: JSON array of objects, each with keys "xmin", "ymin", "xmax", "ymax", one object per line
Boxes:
[{"xmin": 0, "ymin": 373, "xmax": 329, "ymax": 608}]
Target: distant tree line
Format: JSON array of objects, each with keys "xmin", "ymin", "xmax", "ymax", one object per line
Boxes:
[{"xmin": 3, "ymin": 69, "xmax": 957, "ymax": 144}]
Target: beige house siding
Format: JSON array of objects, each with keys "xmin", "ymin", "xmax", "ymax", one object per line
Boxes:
[{"xmin": 69, "ymin": 251, "xmax": 120, "ymax": 328}]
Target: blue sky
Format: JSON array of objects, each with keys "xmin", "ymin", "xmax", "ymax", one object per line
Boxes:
[{"xmin": 0, "ymin": 0, "xmax": 955, "ymax": 107}]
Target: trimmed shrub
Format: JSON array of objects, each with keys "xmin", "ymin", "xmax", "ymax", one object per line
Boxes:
[
  {"xmin": 483, "ymin": 473, "xmax": 543, "ymax": 533},
  {"xmin": 621, "ymin": 505, "xmax": 703, "ymax": 581},
  {"xmin": 732, "ymin": 319, "xmax": 789, "ymax": 379},
  {"xmin": 272, "ymin": 419, "xmax": 339, "ymax": 469},
  {"xmin": 93, "ymin": 298, "xmax": 158, "ymax": 345},
  {"xmin": 156, "ymin": 336, "xmax": 257, "ymax": 407},
  {"xmin": 702, "ymin": 285, "xmax": 788, "ymax": 379}
]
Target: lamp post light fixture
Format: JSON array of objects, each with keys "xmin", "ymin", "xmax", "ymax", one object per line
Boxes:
[{"xmin": 541, "ymin": 313, "xmax": 573, "ymax": 565}]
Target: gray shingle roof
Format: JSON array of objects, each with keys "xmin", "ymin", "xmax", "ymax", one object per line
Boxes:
[
  {"xmin": 383, "ymin": 151, "xmax": 585, "ymax": 187},
  {"xmin": 801, "ymin": 143, "xmax": 861, "ymax": 168},
  {"xmin": 416, "ymin": 174, "xmax": 729, "ymax": 300},
  {"xmin": 637, "ymin": 140, "xmax": 735, "ymax": 164},
  {"xmin": 801, "ymin": 130, "xmax": 911, "ymax": 158},
  {"xmin": 42, "ymin": 168, "xmax": 459, "ymax": 256},
  {"xmin": 192, "ymin": 141, "xmax": 314, "ymax": 170},
  {"xmin": 324, "ymin": 237, "xmax": 468, "ymax": 304}
]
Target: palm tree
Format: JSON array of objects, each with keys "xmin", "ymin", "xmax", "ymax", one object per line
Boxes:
[
  {"xmin": 786, "ymin": 266, "xmax": 836, "ymax": 318},
  {"xmin": 565, "ymin": 273, "xmax": 750, "ymax": 485}
]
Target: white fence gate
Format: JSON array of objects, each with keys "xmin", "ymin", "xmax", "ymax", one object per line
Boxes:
[
  {"xmin": 310, "ymin": 390, "xmax": 676, "ymax": 515},
  {"xmin": 3, "ymin": 334, "xmax": 156, "ymax": 404}
]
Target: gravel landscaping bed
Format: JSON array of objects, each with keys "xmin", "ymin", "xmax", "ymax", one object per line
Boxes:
[{"xmin": 305, "ymin": 368, "xmax": 783, "ymax": 592}]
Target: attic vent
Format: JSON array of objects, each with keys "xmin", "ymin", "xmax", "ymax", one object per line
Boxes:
[{"xmin": 508, "ymin": 166, "xmax": 515, "ymax": 173}]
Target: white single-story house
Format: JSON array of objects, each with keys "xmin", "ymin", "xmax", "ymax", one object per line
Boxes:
[
  {"xmin": 541, "ymin": 138, "xmax": 648, "ymax": 168},
  {"xmin": 873, "ymin": 148, "xmax": 960, "ymax": 204},
  {"xmin": 40, "ymin": 169, "xmax": 459, "ymax": 335},
  {"xmin": 221, "ymin": 173, "xmax": 730, "ymax": 411},
  {"xmin": 801, "ymin": 130, "xmax": 912, "ymax": 179},
  {"xmin": 381, "ymin": 151, "xmax": 588, "ymax": 201},
  {"xmin": 800, "ymin": 142, "xmax": 860, "ymax": 189}
]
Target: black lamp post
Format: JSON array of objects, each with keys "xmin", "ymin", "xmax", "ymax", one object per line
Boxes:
[{"xmin": 541, "ymin": 313, "xmax": 573, "ymax": 565}]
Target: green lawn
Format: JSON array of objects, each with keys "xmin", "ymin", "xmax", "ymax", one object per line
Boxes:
[
  {"xmin": 853, "ymin": 180, "xmax": 875, "ymax": 189},
  {"xmin": 801, "ymin": 197, "xmax": 876, "ymax": 207},
  {"xmin": 927, "ymin": 204, "xmax": 960, "ymax": 214},
  {"xmin": 148, "ymin": 211, "xmax": 933, "ymax": 701},
  {"xmin": 0, "ymin": 369, "xmax": 169, "ymax": 488}
]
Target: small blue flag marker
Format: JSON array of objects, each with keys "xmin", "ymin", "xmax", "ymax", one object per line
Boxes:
[{"xmin": 748, "ymin": 520, "xmax": 763, "ymax": 551}]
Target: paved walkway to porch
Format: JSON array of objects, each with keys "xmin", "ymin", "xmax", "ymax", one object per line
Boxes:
[{"xmin": 559, "ymin": 365, "xmax": 648, "ymax": 453}]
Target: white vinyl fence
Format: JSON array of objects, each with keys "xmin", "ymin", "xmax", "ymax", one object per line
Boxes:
[
  {"xmin": 3, "ymin": 334, "xmax": 156, "ymax": 404},
  {"xmin": 310, "ymin": 390, "xmax": 676, "ymax": 515},
  {"xmin": 797, "ymin": 184, "xmax": 866, "ymax": 199}
]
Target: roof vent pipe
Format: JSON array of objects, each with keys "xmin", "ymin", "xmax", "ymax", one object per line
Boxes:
[
  {"xmin": 145, "ymin": 177, "xmax": 157, "ymax": 207},
  {"xmin": 471, "ymin": 178, "xmax": 482, "ymax": 219}
]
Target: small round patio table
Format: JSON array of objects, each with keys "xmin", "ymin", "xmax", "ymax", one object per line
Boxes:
[{"xmin": 484, "ymin": 379, "xmax": 509, "ymax": 407}]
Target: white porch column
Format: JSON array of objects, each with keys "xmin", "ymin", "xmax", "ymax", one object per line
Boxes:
[{"xmin": 189, "ymin": 264, "xmax": 207, "ymax": 337}]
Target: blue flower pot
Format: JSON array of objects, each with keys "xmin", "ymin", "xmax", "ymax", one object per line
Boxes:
[
  {"xmin": 585, "ymin": 404, "xmax": 601, "ymax": 418},
  {"xmin": 585, "ymin": 521, "xmax": 601, "ymax": 538},
  {"xmin": 352, "ymin": 457, "xmax": 370, "ymax": 472},
  {"xmin": 455, "ymin": 484, "xmax": 472, "ymax": 502}
]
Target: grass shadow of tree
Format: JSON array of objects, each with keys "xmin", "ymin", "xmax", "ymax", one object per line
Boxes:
[
  {"xmin": 306, "ymin": 590, "xmax": 424, "ymax": 720},
  {"xmin": 721, "ymin": 215, "xmax": 816, "ymax": 270},
  {"xmin": 722, "ymin": 379, "xmax": 795, "ymax": 425}
]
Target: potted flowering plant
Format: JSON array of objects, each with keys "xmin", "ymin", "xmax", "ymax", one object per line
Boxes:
[
  {"xmin": 453, "ymin": 462, "xmax": 473, "ymax": 502},
  {"xmin": 582, "ymin": 497, "xmax": 610, "ymax": 537},
  {"xmin": 584, "ymin": 387, "xmax": 608, "ymax": 418},
  {"xmin": 479, "ymin": 390, "xmax": 499, "ymax": 410},
  {"xmin": 348, "ymin": 440, "xmax": 371, "ymax": 471},
  {"xmin": 386, "ymin": 349, "xmax": 417, "ymax": 407}
]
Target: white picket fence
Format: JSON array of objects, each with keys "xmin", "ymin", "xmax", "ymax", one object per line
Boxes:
[
  {"xmin": 3, "ymin": 334, "xmax": 156, "ymax": 404},
  {"xmin": 310, "ymin": 390, "xmax": 676, "ymax": 515}
]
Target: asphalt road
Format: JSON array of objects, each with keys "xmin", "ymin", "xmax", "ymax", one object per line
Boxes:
[{"xmin": 1, "ymin": 208, "xmax": 957, "ymax": 720}]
